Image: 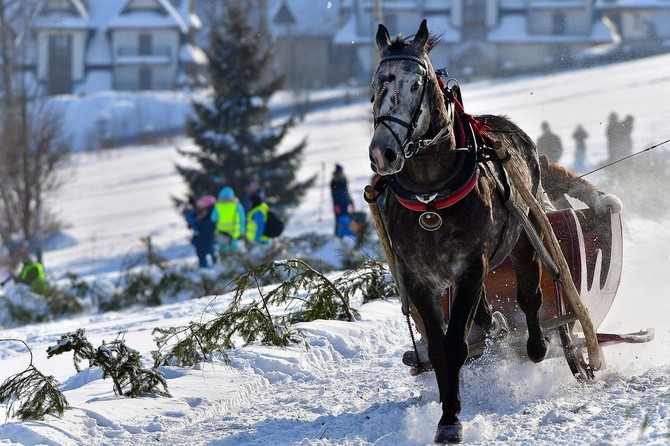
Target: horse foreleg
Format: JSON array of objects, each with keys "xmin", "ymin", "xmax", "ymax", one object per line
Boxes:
[
  {"xmin": 403, "ymin": 281, "xmax": 457, "ymax": 442},
  {"xmin": 434, "ymin": 261, "xmax": 485, "ymax": 444},
  {"xmin": 511, "ymin": 232, "xmax": 549, "ymax": 363}
]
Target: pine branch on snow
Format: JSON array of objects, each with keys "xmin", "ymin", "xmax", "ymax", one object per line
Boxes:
[
  {"xmin": 47, "ymin": 329, "xmax": 168, "ymax": 397},
  {"xmin": 0, "ymin": 339, "xmax": 68, "ymax": 421},
  {"xmin": 152, "ymin": 259, "xmax": 393, "ymax": 366}
]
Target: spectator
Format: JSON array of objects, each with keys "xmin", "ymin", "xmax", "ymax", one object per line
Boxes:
[
  {"xmin": 620, "ymin": 114, "xmax": 634, "ymax": 158},
  {"xmin": 606, "ymin": 112, "xmax": 621, "ymax": 163},
  {"xmin": 536, "ymin": 121, "xmax": 563, "ymax": 163},
  {"xmin": 182, "ymin": 196, "xmax": 198, "ymax": 229},
  {"xmin": 572, "ymin": 124, "xmax": 588, "ymax": 172},
  {"xmin": 185, "ymin": 195, "xmax": 217, "ymax": 268},
  {"xmin": 330, "ymin": 164, "xmax": 356, "ymax": 238},
  {"xmin": 246, "ymin": 194, "xmax": 270, "ymax": 245},
  {"xmin": 211, "ymin": 187, "xmax": 246, "ymax": 256},
  {"xmin": 243, "ymin": 175, "xmax": 265, "ymax": 212},
  {"xmin": 18, "ymin": 254, "xmax": 49, "ymax": 295}
]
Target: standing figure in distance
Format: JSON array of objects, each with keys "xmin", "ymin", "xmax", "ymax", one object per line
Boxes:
[
  {"xmin": 572, "ymin": 124, "xmax": 588, "ymax": 172},
  {"xmin": 243, "ymin": 175, "xmax": 265, "ymax": 213},
  {"xmin": 620, "ymin": 114, "xmax": 634, "ymax": 158},
  {"xmin": 605, "ymin": 112, "xmax": 621, "ymax": 163},
  {"xmin": 536, "ymin": 121, "xmax": 563, "ymax": 163},
  {"xmin": 330, "ymin": 164, "xmax": 356, "ymax": 239},
  {"xmin": 186, "ymin": 195, "xmax": 217, "ymax": 268}
]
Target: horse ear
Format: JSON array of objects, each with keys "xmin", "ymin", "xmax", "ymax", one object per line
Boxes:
[
  {"xmin": 413, "ymin": 19, "xmax": 429, "ymax": 48},
  {"xmin": 376, "ymin": 24, "xmax": 391, "ymax": 51}
]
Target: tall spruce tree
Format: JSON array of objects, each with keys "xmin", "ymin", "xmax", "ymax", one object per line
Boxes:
[{"xmin": 177, "ymin": 4, "xmax": 315, "ymax": 210}]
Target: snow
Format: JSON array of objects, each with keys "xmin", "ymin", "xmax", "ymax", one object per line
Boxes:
[{"xmin": 1, "ymin": 52, "xmax": 670, "ymax": 445}]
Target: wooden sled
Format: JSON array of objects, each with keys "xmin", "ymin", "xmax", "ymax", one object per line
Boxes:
[{"xmin": 461, "ymin": 207, "xmax": 654, "ymax": 381}]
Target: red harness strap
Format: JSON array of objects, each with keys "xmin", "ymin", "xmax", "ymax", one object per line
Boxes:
[{"xmin": 394, "ymin": 171, "xmax": 479, "ymax": 211}]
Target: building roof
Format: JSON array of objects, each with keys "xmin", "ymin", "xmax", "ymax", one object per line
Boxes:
[
  {"xmin": 107, "ymin": 0, "xmax": 189, "ymax": 32},
  {"xmin": 268, "ymin": 0, "xmax": 342, "ymax": 37},
  {"xmin": 488, "ymin": 14, "xmax": 613, "ymax": 44}
]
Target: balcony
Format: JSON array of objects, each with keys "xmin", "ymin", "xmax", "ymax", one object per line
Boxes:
[{"xmin": 115, "ymin": 46, "xmax": 172, "ymax": 66}]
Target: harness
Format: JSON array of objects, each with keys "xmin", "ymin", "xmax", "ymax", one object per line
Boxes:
[{"xmin": 370, "ymin": 64, "xmax": 504, "ymax": 231}]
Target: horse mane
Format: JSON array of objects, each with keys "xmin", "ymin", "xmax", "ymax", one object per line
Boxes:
[{"xmin": 388, "ymin": 32, "xmax": 443, "ymax": 53}]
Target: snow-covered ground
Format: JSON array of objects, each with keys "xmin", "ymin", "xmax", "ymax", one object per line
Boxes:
[{"xmin": 1, "ymin": 53, "xmax": 669, "ymax": 445}]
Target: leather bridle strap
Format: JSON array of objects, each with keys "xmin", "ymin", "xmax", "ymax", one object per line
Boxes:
[{"xmin": 372, "ymin": 54, "xmax": 430, "ymax": 158}]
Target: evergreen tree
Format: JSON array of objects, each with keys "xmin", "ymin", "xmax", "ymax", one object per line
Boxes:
[{"xmin": 177, "ymin": 4, "xmax": 315, "ymax": 209}]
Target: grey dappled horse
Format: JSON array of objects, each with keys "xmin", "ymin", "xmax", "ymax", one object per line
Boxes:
[{"xmin": 369, "ymin": 20, "xmax": 549, "ymax": 443}]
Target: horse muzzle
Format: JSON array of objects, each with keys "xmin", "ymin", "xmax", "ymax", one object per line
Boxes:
[{"xmin": 369, "ymin": 143, "xmax": 405, "ymax": 175}]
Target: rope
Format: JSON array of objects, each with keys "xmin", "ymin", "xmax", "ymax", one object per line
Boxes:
[
  {"xmin": 579, "ymin": 138, "xmax": 670, "ymax": 178},
  {"xmin": 406, "ymin": 312, "xmax": 420, "ymax": 367}
]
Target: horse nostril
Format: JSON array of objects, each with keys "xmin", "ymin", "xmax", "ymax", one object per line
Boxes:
[{"xmin": 383, "ymin": 147, "xmax": 397, "ymax": 163}]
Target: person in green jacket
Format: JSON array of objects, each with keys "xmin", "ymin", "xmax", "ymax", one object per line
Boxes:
[
  {"xmin": 18, "ymin": 255, "xmax": 49, "ymax": 295},
  {"xmin": 210, "ymin": 186, "xmax": 246, "ymax": 256},
  {"xmin": 246, "ymin": 194, "xmax": 270, "ymax": 245}
]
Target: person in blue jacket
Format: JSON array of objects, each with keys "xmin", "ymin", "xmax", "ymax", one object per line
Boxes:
[
  {"xmin": 330, "ymin": 164, "xmax": 356, "ymax": 238},
  {"xmin": 184, "ymin": 195, "xmax": 217, "ymax": 267}
]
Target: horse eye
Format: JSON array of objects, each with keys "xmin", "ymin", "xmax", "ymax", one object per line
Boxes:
[
  {"xmin": 411, "ymin": 81, "xmax": 420, "ymax": 92},
  {"xmin": 370, "ymin": 94, "xmax": 375, "ymax": 103}
]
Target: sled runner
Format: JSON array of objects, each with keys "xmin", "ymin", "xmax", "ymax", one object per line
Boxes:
[{"xmin": 472, "ymin": 207, "xmax": 653, "ymax": 381}]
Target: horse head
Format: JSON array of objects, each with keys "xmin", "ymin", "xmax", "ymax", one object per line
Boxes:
[{"xmin": 369, "ymin": 19, "xmax": 451, "ymax": 175}]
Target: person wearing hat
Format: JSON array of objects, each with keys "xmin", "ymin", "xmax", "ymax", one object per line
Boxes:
[
  {"xmin": 211, "ymin": 187, "xmax": 246, "ymax": 256},
  {"xmin": 330, "ymin": 164, "xmax": 356, "ymax": 238}
]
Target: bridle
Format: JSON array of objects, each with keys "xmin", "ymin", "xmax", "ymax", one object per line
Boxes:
[
  {"xmin": 370, "ymin": 54, "xmax": 478, "ymax": 231},
  {"xmin": 372, "ymin": 53, "xmax": 452, "ymax": 159}
]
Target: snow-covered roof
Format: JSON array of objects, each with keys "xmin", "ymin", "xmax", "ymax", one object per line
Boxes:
[
  {"xmin": 594, "ymin": 0, "xmax": 670, "ymax": 9},
  {"xmin": 268, "ymin": 0, "xmax": 342, "ymax": 37},
  {"xmin": 107, "ymin": 0, "xmax": 188, "ymax": 33},
  {"xmin": 180, "ymin": 44, "xmax": 207, "ymax": 66},
  {"xmin": 489, "ymin": 14, "xmax": 613, "ymax": 44},
  {"xmin": 333, "ymin": 14, "xmax": 366, "ymax": 46},
  {"xmin": 527, "ymin": 0, "xmax": 592, "ymax": 9},
  {"xmin": 34, "ymin": 0, "xmax": 92, "ymax": 30}
]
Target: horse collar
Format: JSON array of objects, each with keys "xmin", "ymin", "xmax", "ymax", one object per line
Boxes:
[
  {"xmin": 387, "ymin": 109, "xmax": 485, "ymax": 230},
  {"xmin": 388, "ymin": 142, "xmax": 478, "ymax": 230}
]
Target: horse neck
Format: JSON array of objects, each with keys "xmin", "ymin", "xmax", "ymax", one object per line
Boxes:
[
  {"xmin": 400, "ymin": 88, "xmax": 455, "ymax": 185},
  {"xmin": 402, "ymin": 132, "xmax": 456, "ymax": 186}
]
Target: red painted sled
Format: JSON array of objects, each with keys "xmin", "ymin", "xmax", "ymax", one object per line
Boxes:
[{"xmin": 457, "ymin": 207, "xmax": 654, "ymax": 381}]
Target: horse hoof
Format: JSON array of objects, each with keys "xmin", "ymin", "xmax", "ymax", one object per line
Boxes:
[
  {"xmin": 434, "ymin": 423, "xmax": 462, "ymax": 444},
  {"xmin": 484, "ymin": 311, "xmax": 509, "ymax": 339},
  {"xmin": 527, "ymin": 336, "xmax": 550, "ymax": 363}
]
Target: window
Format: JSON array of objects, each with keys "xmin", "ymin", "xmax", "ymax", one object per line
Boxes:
[
  {"xmin": 462, "ymin": 0, "xmax": 488, "ymax": 40},
  {"xmin": 139, "ymin": 67, "xmax": 152, "ymax": 90},
  {"xmin": 48, "ymin": 34, "xmax": 73, "ymax": 95},
  {"xmin": 552, "ymin": 12, "xmax": 566, "ymax": 35},
  {"xmin": 139, "ymin": 34, "xmax": 152, "ymax": 56}
]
